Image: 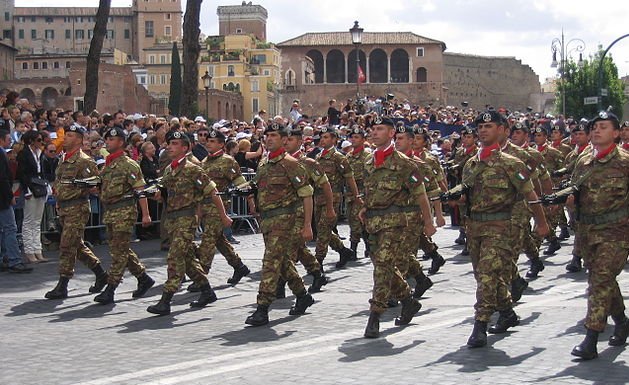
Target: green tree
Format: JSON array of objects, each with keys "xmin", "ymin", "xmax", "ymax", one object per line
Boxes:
[
  {"xmin": 556, "ymin": 51, "xmax": 626, "ymax": 119},
  {"xmin": 168, "ymin": 42, "xmax": 182, "ymax": 116}
]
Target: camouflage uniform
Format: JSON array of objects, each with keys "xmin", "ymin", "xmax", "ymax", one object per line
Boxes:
[
  {"xmin": 160, "ymin": 157, "xmax": 213, "ymax": 293},
  {"xmin": 346, "ymin": 146, "xmax": 370, "ymax": 247},
  {"xmin": 452, "ymin": 145, "xmax": 478, "ymax": 232},
  {"xmin": 572, "ymin": 145, "xmax": 629, "ymax": 332},
  {"xmin": 364, "ymin": 150, "xmax": 426, "ymax": 314},
  {"xmin": 536, "ymin": 143, "xmax": 564, "ymax": 240},
  {"xmin": 100, "ymin": 152, "xmax": 147, "ymax": 284},
  {"xmin": 463, "ymin": 149, "xmax": 534, "ymax": 322},
  {"xmin": 401, "ymin": 152, "xmax": 429, "ymax": 281},
  {"xmin": 414, "ymin": 148, "xmax": 443, "ymax": 257},
  {"xmin": 314, "ymin": 146, "xmax": 353, "ymax": 261},
  {"xmin": 199, "ymin": 150, "xmax": 247, "ymax": 271},
  {"xmin": 55, "ymin": 149, "xmax": 102, "ymax": 277},
  {"xmin": 253, "ymin": 151, "xmax": 314, "ymax": 307}
]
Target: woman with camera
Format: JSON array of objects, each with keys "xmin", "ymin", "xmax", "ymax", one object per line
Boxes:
[{"xmin": 16, "ymin": 130, "xmax": 49, "ymax": 263}]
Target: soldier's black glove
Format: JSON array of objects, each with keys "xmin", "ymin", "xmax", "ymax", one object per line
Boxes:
[{"xmin": 551, "ymin": 168, "xmax": 568, "ymax": 178}]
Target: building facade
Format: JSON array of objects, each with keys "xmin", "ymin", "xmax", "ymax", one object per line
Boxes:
[
  {"xmin": 217, "ymin": 2, "xmax": 267, "ymax": 43},
  {"xmin": 0, "ymin": 40, "xmax": 16, "ymax": 80}
]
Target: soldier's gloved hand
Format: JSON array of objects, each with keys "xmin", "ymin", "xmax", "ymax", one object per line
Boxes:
[
  {"xmin": 551, "ymin": 169, "xmax": 567, "ymax": 178},
  {"xmin": 541, "ymin": 194, "xmax": 567, "ymax": 206}
]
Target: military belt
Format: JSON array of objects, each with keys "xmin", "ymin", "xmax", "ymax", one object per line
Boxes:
[
  {"xmin": 57, "ymin": 197, "xmax": 89, "ymax": 209},
  {"xmin": 578, "ymin": 207, "xmax": 629, "ymax": 225},
  {"xmin": 469, "ymin": 211, "xmax": 511, "ymax": 222},
  {"xmin": 103, "ymin": 196, "xmax": 135, "ymax": 211},
  {"xmin": 260, "ymin": 201, "xmax": 302, "ymax": 220},
  {"xmin": 167, "ymin": 207, "xmax": 196, "ymax": 219},
  {"xmin": 365, "ymin": 205, "xmax": 419, "ymax": 219}
]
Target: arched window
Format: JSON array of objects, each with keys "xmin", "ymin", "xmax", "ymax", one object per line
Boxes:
[
  {"xmin": 416, "ymin": 67, "xmax": 427, "ymax": 83},
  {"xmin": 326, "ymin": 49, "xmax": 345, "ymax": 84},
  {"xmin": 347, "ymin": 49, "xmax": 366, "ymax": 84},
  {"xmin": 225, "ymin": 102, "xmax": 230, "ymax": 119},
  {"xmin": 285, "ymin": 69, "xmax": 295, "ymax": 86},
  {"xmin": 390, "ymin": 49, "xmax": 409, "ymax": 83},
  {"xmin": 369, "ymin": 49, "xmax": 387, "ymax": 83},
  {"xmin": 305, "ymin": 49, "xmax": 324, "ymax": 83},
  {"xmin": 41, "ymin": 87, "xmax": 59, "ymax": 109}
]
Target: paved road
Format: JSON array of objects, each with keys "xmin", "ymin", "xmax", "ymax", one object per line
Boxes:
[{"xmin": 1, "ymin": 222, "xmax": 627, "ymax": 385}]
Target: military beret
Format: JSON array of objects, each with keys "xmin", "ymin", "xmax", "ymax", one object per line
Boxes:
[
  {"xmin": 474, "ymin": 111, "xmax": 506, "ymax": 126},
  {"xmin": 396, "ymin": 124, "xmax": 414, "ymax": 135},
  {"xmin": 166, "ymin": 130, "xmax": 191, "ymax": 144},
  {"xmin": 460, "ymin": 125, "xmax": 477, "ymax": 136},
  {"xmin": 590, "ymin": 110, "xmax": 620, "ymax": 128},
  {"xmin": 287, "ymin": 128, "xmax": 303, "ymax": 137},
  {"xmin": 264, "ymin": 122, "xmax": 287, "ymax": 135},
  {"xmin": 531, "ymin": 126, "xmax": 548, "ymax": 135},
  {"xmin": 318, "ymin": 125, "xmax": 337, "ymax": 136},
  {"xmin": 66, "ymin": 123, "xmax": 86, "ymax": 135},
  {"xmin": 622, "ymin": 120, "xmax": 629, "ymax": 128},
  {"xmin": 550, "ymin": 125, "xmax": 563, "ymax": 132},
  {"xmin": 104, "ymin": 127, "xmax": 127, "ymax": 140},
  {"xmin": 413, "ymin": 124, "xmax": 430, "ymax": 136},
  {"xmin": 511, "ymin": 121, "xmax": 529, "ymax": 133},
  {"xmin": 207, "ymin": 129, "xmax": 226, "ymax": 141},
  {"xmin": 349, "ymin": 125, "xmax": 365, "ymax": 136},
  {"xmin": 372, "ymin": 115, "xmax": 395, "ymax": 128}
]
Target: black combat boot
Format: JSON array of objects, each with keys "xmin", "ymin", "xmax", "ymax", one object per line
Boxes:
[
  {"xmin": 566, "ymin": 255, "xmax": 583, "ymax": 273},
  {"xmin": 609, "ymin": 315, "xmax": 629, "ymax": 346},
  {"xmin": 362, "ymin": 232, "xmax": 370, "ymax": 258},
  {"xmin": 461, "ymin": 245, "xmax": 470, "ymax": 256},
  {"xmin": 455, "ymin": 229, "xmax": 466, "ymax": 245},
  {"xmin": 558, "ymin": 226, "xmax": 570, "ymax": 240},
  {"xmin": 190, "ymin": 283, "xmax": 218, "ymax": 308},
  {"xmin": 132, "ymin": 272, "xmax": 155, "ymax": 298},
  {"xmin": 227, "ymin": 262, "xmax": 251, "ymax": 285},
  {"xmin": 44, "ymin": 277, "xmax": 70, "ymax": 300},
  {"xmin": 335, "ymin": 247, "xmax": 356, "ymax": 268},
  {"xmin": 413, "ymin": 274, "xmax": 433, "ymax": 299},
  {"xmin": 488, "ymin": 309, "xmax": 520, "ymax": 334},
  {"xmin": 511, "ymin": 276, "xmax": 529, "ymax": 302},
  {"xmin": 364, "ymin": 311, "xmax": 380, "ymax": 338},
  {"xmin": 289, "ymin": 292, "xmax": 315, "ymax": 315},
  {"xmin": 467, "ymin": 320, "xmax": 488, "ymax": 348},
  {"xmin": 147, "ymin": 292, "xmax": 174, "ymax": 316},
  {"xmin": 543, "ymin": 239, "xmax": 562, "ymax": 255},
  {"xmin": 187, "ymin": 282, "xmax": 202, "ymax": 292},
  {"xmin": 525, "ymin": 257, "xmax": 545, "ymax": 279},
  {"xmin": 387, "ymin": 299, "xmax": 399, "ymax": 307},
  {"xmin": 245, "ymin": 305, "xmax": 269, "ymax": 326},
  {"xmin": 276, "ymin": 279, "xmax": 286, "ymax": 299},
  {"xmin": 350, "ymin": 241, "xmax": 359, "ymax": 256},
  {"xmin": 89, "ymin": 265, "xmax": 109, "ymax": 293},
  {"xmin": 571, "ymin": 328, "xmax": 599, "ymax": 360},
  {"xmin": 308, "ymin": 270, "xmax": 328, "ymax": 293},
  {"xmin": 93, "ymin": 283, "xmax": 117, "ymax": 305},
  {"xmin": 395, "ymin": 296, "xmax": 422, "ymax": 325},
  {"xmin": 427, "ymin": 251, "xmax": 445, "ymax": 275}
]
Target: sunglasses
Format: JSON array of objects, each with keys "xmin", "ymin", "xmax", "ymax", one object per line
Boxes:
[{"xmin": 198, "ymin": 132, "xmax": 208, "ymax": 137}]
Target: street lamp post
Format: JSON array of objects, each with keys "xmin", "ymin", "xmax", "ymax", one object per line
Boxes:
[
  {"xmin": 350, "ymin": 21, "xmax": 363, "ymax": 99},
  {"xmin": 550, "ymin": 29, "xmax": 585, "ymax": 117},
  {"xmin": 201, "ymin": 70, "xmax": 212, "ymax": 119},
  {"xmin": 596, "ymin": 33, "xmax": 629, "ymax": 110}
]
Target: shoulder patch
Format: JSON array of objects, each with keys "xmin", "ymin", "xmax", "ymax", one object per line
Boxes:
[
  {"xmin": 293, "ymin": 175, "xmax": 302, "ymax": 184},
  {"xmin": 515, "ymin": 170, "xmax": 530, "ymax": 181},
  {"xmin": 409, "ymin": 172, "xmax": 421, "ymax": 184}
]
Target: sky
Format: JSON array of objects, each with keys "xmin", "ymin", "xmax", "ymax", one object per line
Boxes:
[{"xmin": 16, "ymin": 0, "xmax": 629, "ymax": 84}]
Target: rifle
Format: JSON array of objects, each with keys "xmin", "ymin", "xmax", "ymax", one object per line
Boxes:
[
  {"xmin": 540, "ymin": 184, "xmax": 578, "ymax": 206},
  {"xmin": 432, "ymin": 183, "xmax": 469, "ymax": 202},
  {"xmin": 551, "ymin": 167, "xmax": 569, "ymax": 178},
  {"xmin": 135, "ymin": 177, "xmax": 163, "ymax": 198},
  {"xmin": 59, "ymin": 176, "xmax": 101, "ymax": 188}
]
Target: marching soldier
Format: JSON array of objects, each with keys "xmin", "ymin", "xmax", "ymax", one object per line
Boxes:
[
  {"xmin": 196, "ymin": 129, "xmax": 251, "ymax": 286},
  {"xmin": 563, "ymin": 111, "xmax": 629, "ymax": 360},
  {"xmin": 451, "ymin": 111, "xmax": 548, "ymax": 348},
  {"xmin": 245, "ymin": 123, "xmax": 316, "ymax": 326},
  {"xmin": 620, "ymin": 120, "xmax": 629, "ymax": 152},
  {"xmin": 346, "ymin": 125, "xmax": 371, "ymax": 258},
  {"xmin": 550, "ymin": 125, "xmax": 572, "ymax": 240},
  {"xmin": 93, "ymin": 127, "xmax": 155, "ymax": 304},
  {"xmin": 450, "ymin": 126, "xmax": 478, "ymax": 253},
  {"xmin": 314, "ymin": 126, "xmax": 362, "ymax": 268},
  {"xmin": 147, "ymin": 131, "xmax": 233, "ymax": 316},
  {"xmin": 45, "ymin": 124, "xmax": 109, "ymax": 299},
  {"xmin": 360, "ymin": 117, "xmax": 435, "ymax": 338}
]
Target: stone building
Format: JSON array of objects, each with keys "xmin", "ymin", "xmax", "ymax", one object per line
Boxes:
[
  {"xmin": 217, "ymin": 2, "xmax": 267, "ymax": 42},
  {"xmin": 0, "ymin": 40, "xmax": 16, "ymax": 80},
  {"xmin": 276, "ymin": 31, "xmax": 447, "ymax": 115}
]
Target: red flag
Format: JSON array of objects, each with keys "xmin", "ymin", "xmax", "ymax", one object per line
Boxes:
[{"xmin": 358, "ymin": 65, "xmax": 366, "ymax": 84}]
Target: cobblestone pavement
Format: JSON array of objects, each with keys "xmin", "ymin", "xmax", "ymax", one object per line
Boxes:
[{"xmin": 1, "ymin": 221, "xmax": 627, "ymax": 385}]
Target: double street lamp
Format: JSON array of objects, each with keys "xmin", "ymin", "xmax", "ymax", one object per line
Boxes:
[
  {"xmin": 550, "ymin": 30, "xmax": 585, "ymax": 117},
  {"xmin": 350, "ymin": 21, "xmax": 363, "ymax": 98},
  {"xmin": 201, "ymin": 70, "xmax": 212, "ymax": 119}
]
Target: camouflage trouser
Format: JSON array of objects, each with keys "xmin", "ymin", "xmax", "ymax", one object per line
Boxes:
[
  {"xmin": 104, "ymin": 206, "xmax": 145, "ymax": 285},
  {"xmin": 419, "ymin": 232, "xmax": 438, "ymax": 254},
  {"xmin": 544, "ymin": 206, "xmax": 559, "ymax": 242},
  {"xmin": 314, "ymin": 201, "xmax": 345, "ymax": 261},
  {"xmin": 257, "ymin": 226, "xmax": 306, "ymax": 306},
  {"xmin": 347, "ymin": 198, "xmax": 366, "ymax": 244},
  {"xmin": 294, "ymin": 242, "xmax": 321, "ymax": 274},
  {"xmin": 402, "ymin": 214, "xmax": 426, "ymax": 279},
  {"xmin": 369, "ymin": 228, "xmax": 412, "ymax": 314},
  {"xmin": 468, "ymin": 221, "xmax": 513, "ymax": 322},
  {"xmin": 580, "ymin": 222, "xmax": 629, "ymax": 332},
  {"xmin": 509, "ymin": 210, "xmax": 531, "ymax": 282},
  {"xmin": 163, "ymin": 215, "xmax": 208, "ymax": 293},
  {"xmin": 198, "ymin": 210, "xmax": 242, "ymax": 272},
  {"xmin": 573, "ymin": 222, "xmax": 582, "ymax": 257},
  {"xmin": 58, "ymin": 203, "xmax": 101, "ymax": 278},
  {"xmin": 557, "ymin": 205, "xmax": 568, "ymax": 227}
]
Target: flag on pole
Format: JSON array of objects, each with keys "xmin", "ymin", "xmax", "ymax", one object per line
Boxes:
[{"xmin": 358, "ymin": 65, "xmax": 366, "ymax": 84}]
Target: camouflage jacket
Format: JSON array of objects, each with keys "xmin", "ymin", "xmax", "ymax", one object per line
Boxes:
[
  {"xmin": 315, "ymin": 146, "xmax": 353, "ymax": 200},
  {"xmin": 291, "ymin": 151, "xmax": 329, "ymax": 189},
  {"xmin": 201, "ymin": 152, "xmax": 247, "ymax": 194},
  {"xmin": 54, "ymin": 149, "xmax": 99, "ymax": 202},
  {"xmin": 537, "ymin": 143, "xmax": 564, "ymax": 178},
  {"xmin": 161, "ymin": 156, "xmax": 216, "ymax": 213},
  {"xmin": 346, "ymin": 147, "xmax": 370, "ymax": 193},
  {"xmin": 100, "ymin": 154, "xmax": 145, "ymax": 205},
  {"xmin": 416, "ymin": 148, "xmax": 446, "ymax": 189}
]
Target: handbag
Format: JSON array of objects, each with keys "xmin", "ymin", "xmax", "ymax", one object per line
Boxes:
[{"xmin": 28, "ymin": 176, "xmax": 48, "ymax": 198}]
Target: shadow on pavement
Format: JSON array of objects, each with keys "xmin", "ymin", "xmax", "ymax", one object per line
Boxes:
[
  {"xmin": 111, "ymin": 310, "xmax": 212, "ymax": 333},
  {"xmin": 337, "ymin": 336, "xmax": 425, "ymax": 362},
  {"xmin": 534, "ymin": 346, "xmax": 627, "ymax": 385},
  {"xmin": 205, "ymin": 316, "xmax": 302, "ymax": 346},
  {"xmin": 424, "ymin": 345, "xmax": 545, "ymax": 373},
  {"xmin": 6, "ymin": 298, "xmax": 86, "ymax": 317},
  {"xmin": 47, "ymin": 303, "xmax": 125, "ymax": 323}
]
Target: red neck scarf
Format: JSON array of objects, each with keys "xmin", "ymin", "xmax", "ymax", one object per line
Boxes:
[
  {"xmin": 595, "ymin": 143, "xmax": 616, "ymax": 160},
  {"xmin": 404, "ymin": 149, "xmax": 414, "ymax": 157},
  {"xmin": 478, "ymin": 143, "xmax": 500, "ymax": 162},
  {"xmin": 465, "ymin": 145, "xmax": 477, "ymax": 155},
  {"xmin": 291, "ymin": 150, "xmax": 302, "ymax": 158},
  {"xmin": 105, "ymin": 150, "xmax": 125, "ymax": 166},
  {"xmin": 623, "ymin": 142, "xmax": 629, "ymax": 151},
  {"xmin": 63, "ymin": 148, "xmax": 80, "ymax": 162},
  {"xmin": 208, "ymin": 149, "xmax": 224, "ymax": 158},
  {"xmin": 537, "ymin": 143, "xmax": 546, "ymax": 153},
  {"xmin": 321, "ymin": 147, "xmax": 333, "ymax": 157},
  {"xmin": 351, "ymin": 145, "xmax": 364, "ymax": 156},
  {"xmin": 552, "ymin": 139, "xmax": 562, "ymax": 148},
  {"xmin": 374, "ymin": 144, "xmax": 394, "ymax": 167},
  {"xmin": 170, "ymin": 156, "xmax": 186, "ymax": 170},
  {"xmin": 577, "ymin": 143, "xmax": 588, "ymax": 154},
  {"xmin": 268, "ymin": 147, "xmax": 285, "ymax": 160},
  {"xmin": 414, "ymin": 148, "xmax": 424, "ymax": 157}
]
